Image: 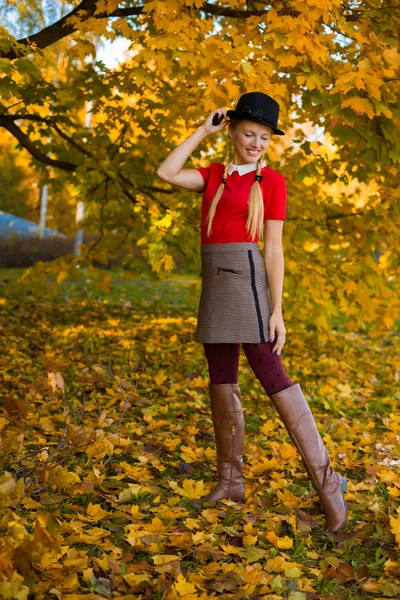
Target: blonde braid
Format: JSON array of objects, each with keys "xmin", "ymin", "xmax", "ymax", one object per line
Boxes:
[
  {"xmin": 246, "ymin": 156, "xmax": 265, "ymax": 241},
  {"xmin": 205, "ymin": 136, "xmax": 231, "ymax": 238}
]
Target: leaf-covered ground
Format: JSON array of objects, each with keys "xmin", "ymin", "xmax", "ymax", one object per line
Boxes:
[{"xmin": 0, "ymin": 268, "xmax": 399, "ymax": 600}]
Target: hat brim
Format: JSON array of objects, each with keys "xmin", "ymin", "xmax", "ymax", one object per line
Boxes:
[{"xmin": 226, "ymin": 110, "xmax": 285, "ymax": 135}]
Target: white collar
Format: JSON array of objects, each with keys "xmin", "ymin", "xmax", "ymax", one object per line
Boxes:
[{"xmin": 227, "ymin": 160, "xmax": 266, "ymax": 176}]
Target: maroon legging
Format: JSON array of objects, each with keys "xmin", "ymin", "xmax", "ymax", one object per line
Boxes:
[{"xmin": 203, "ymin": 341, "xmax": 294, "ymax": 396}]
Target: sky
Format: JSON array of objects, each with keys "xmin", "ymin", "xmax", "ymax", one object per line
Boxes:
[{"xmin": 96, "ymin": 37, "xmax": 132, "ymax": 69}]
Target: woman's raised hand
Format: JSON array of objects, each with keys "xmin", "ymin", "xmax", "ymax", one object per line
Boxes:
[{"xmin": 202, "ymin": 108, "xmax": 229, "ymax": 135}]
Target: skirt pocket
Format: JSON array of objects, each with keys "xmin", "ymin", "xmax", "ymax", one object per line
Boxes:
[{"xmin": 217, "ymin": 267, "xmax": 242, "ymax": 275}]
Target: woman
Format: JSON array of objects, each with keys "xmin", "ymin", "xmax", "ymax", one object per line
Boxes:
[{"xmin": 156, "ymin": 92, "xmax": 348, "ymax": 533}]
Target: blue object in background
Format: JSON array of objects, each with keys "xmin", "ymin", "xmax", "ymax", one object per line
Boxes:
[{"xmin": 0, "ymin": 211, "xmax": 66, "ymax": 238}]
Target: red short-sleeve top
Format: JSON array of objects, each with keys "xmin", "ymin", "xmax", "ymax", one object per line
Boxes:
[{"xmin": 196, "ymin": 162, "xmax": 286, "ymax": 245}]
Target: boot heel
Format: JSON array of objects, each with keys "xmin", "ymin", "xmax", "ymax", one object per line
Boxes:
[{"xmin": 341, "ymin": 477, "xmax": 347, "ymax": 493}]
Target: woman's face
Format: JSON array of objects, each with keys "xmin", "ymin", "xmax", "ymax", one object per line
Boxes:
[{"xmin": 228, "ymin": 119, "xmax": 273, "ymax": 164}]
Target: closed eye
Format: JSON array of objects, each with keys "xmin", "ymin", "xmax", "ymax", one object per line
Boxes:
[{"xmin": 244, "ymin": 133, "xmax": 269, "ymax": 140}]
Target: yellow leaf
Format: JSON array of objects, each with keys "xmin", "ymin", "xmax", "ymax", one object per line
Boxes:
[
  {"xmin": 168, "ymin": 479, "xmax": 206, "ymax": 499},
  {"xmin": 241, "ymin": 61, "xmax": 253, "ymax": 74},
  {"xmin": 205, "ymin": 446, "xmax": 216, "ymax": 459},
  {"xmin": 56, "ymin": 269, "xmax": 68, "ymax": 285},
  {"xmin": 341, "ymin": 96, "xmax": 375, "ymax": 119},
  {"xmin": 285, "ymin": 566, "xmax": 302, "ymax": 578},
  {"xmin": 260, "ymin": 419, "xmax": 278, "ymax": 434},
  {"xmin": 276, "ymin": 489, "xmax": 303, "ymax": 508},
  {"xmin": 389, "ymin": 512, "xmax": 400, "ymax": 545},
  {"xmin": 78, "ymin": 527, "xmax": 109, "ymax": 544},
  {"xmin": 303, "ymin": 241, "xmax": 320, "ymax": 253},
  {"xmin": 377, "ymin": 468, "xmax": 399, "ymax": 484},
  {"xmin": 156, "ymin": 213, "xmax": 172, "ymax": 229},
  {"xmin": 278, "ymin": 443, "xmax": 298, "ymax": 460},
  {"xmin": 131, "ymin": 504, "xmax": 143, "ymax": 517},
  {"xmin": 242, "ymin": 546, "xmax": 265, "ymax": 563},
  {"xmin": 243, "ymin": 534, "xmax": 258, "ymax": 547},
  {"xmin": 164, "ymin": 438, "xmax": 180, "ymax": 451},
  {"xmin": 269, "ymin": 477, "xmax": 288, "ymax": 490},
  {"xmin": 21, "ymin": 497, "xmax": 42, "ymax": 509},
  {"xmin": 152, "ymin": 554, "xmax": 181, "ymax": 565},
  {"xmin": 220, "ymin": 543, "xmax": 241, "ymax": 555},
  {"xmin": 179, "ymin": 445, "xmax": 199, "ymax": 463},
  {"xmin": 192, "ymin": 531, "xmax": 207, "ymax": 544},
  {"xmin": 36, "ymin": 449, "xmax": 49, "ymax": 463},
  {"xmin": 188, "ymin": 376, "xmax": 208, "ymax": 388},
  {"xmin": 86, "ymin": 503, "xmax": 109, "ymax": 521},
  {"xmin": 278, "ymin": 535, "xmax": 294, "ymax": 549},
  {"xmin": 47, "ymin": 371, "xmax": 65, "ymax": 393},
  {"xmin": 201, "ymin": 509, "xmax": 220, "ymax": 524},
  {"xmin": 124, "ymin": 573, "xmax": 151, "ymax": 586},
  {"xmin": 185, "ymin": 517, "xmax": 201, "ymax": 530},
  {"xmin": 145, "ymin": 516, "xmax": 167, "ymax": 533},
  {"xmin": 0, "ymin": 572, "xmax": 29, "ymax": 599},
  {"xmin": 336, "ymin": 383, "xmax": 353, "ymax": 397},
  {"xmin": 266, "ymin": 556, "xmax": 300, "ymax": 573},
  {"xmin": 174, "ymin": 572, "xmax": 196, "ymax": 595},
  {"xmin": 183, "ymin": 478, "xmax": 206, "ymax": 498},
  {"xmin": 266, "ymin": 531, "xmax": 294, "ymax": 549},
  {"xmin": 95, "ymin": 557, "xmax": 109, "ymax": 571},
  {"xmin": 0, "ymin": 472, "xmax": 16, "ymax": 495},
  {"xmin": 63, "ymin": 572, "xmax": 79, "ymax": 591},
  {"xmin": 83, "ymin": 568, "xmax": 94, "ymax": 583},
  {"xmin": 154, "ymin": 370, "xmax": 168, "ymax": 385}
]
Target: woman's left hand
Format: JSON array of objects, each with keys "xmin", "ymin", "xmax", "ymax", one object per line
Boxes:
[{"xmin": 268, "ymin": 311, "xmax": 286, "ymax": 356}]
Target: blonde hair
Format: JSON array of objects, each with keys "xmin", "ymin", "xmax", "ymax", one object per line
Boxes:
[{"xmin": 205, "ymin": 120, "xmax": 265, "ymax": 241}]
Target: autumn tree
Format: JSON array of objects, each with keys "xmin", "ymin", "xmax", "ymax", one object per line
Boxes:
[{"xmin": 0, "ymin": 0, "xmax": 399, "ymax": 337}]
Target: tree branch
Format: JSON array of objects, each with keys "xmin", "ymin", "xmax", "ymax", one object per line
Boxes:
[
  {"xmin": 2, "ymin": 0, "xmax": 98, "ymax": 59},
  {"xmin": 1, "ymin": 116, "xmax": 77, "ymax": 170},
  {"xmin": 6, "ymin": 113, "xmax": 93, "ymax": 157},
  {"xmin": 2, "ymin": 1, "xmax": 363, "ymax": 59},
  {"xmin": 1, "ymin": 112, "xmax": 180, "ymax": 204}
]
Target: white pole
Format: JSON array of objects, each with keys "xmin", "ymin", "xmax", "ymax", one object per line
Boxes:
[
  {"xmin": 38, "ymin": 185, "xmax": 48, "ymax": 237},
  {"xmin": 74, "ymin": 98, "xmax": 93, "ymax": 255}
]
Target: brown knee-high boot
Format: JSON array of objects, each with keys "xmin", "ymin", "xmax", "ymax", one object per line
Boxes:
[
  {"xmin": 193, "ymin": 383, "xmax": 245, "ymax": 507},
  {"xmin": 270, "ymin": 383, "xmax": 348, "ymax": 533}
]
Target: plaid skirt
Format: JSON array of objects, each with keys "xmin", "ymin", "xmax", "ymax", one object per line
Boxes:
[{"xmin": 194, "ymin": 242, "xmax": 272, "ymax": 343}]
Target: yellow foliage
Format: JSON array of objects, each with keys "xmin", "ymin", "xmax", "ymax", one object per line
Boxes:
[
  {"xmin": 86, "ymin": 503, "xmax": 109, "ymax": 521},
  {"xmin": 201, "ymin": 508, "xmax": 220, "ymax": 524},
  {"xmin": 0, "ymin": 472, "xmax": 16, "ymax": 495},
  {"xmin": 174, "ymin": 572, "xmax": 197, "ymax": 595},
  {"xmin": 0, "ymin": 572, "xmax": 29, "ymax": 600},
  {"xmin": 0, "ymin": 0, "xmax": 399, "ymax": 594},
  {"xmin": 266, "ymin": 531, "xmax": 294, "ymax": 549},
  {"xmin": 389, "ymin": 513, "xmax": 400, "ymax": 546},
  {"xmin": 168, "ymin": 479, "xmax": 206, "ymax": 499},
  {"xmin": 124, "ymin": 572, "xmax": 151, "ymax": 586},
  {"xmin": 243, "ymin": 534, "xmax": 258, "ymax": 547},
  {"xmin": 152, "ymin": 554, "xmax": 181, "ymax": 565}
]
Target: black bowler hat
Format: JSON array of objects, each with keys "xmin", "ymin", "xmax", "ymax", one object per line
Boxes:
[{"xmin": 226, "ymin": 91, "xmax": 285, "ymax": 136}]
